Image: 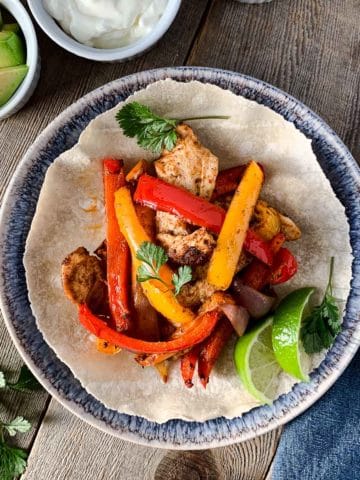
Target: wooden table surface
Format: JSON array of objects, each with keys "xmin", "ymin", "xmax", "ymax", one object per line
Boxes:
[{"xmin": 0, "ymin": 1, "xmax": 359, "ymax": 479}]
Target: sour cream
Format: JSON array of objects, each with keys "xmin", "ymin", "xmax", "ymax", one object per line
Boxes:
[{"xmin": 43, "ymin": 0, "xmax": 168, "ymax": 49}]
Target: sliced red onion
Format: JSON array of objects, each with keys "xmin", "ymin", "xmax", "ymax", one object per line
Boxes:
[
  {"xmin": 232, "ymin": 281, "xmax": 275, "ymax": 319},
  {"xmin": 220, "ymin": 304, "xmax": 249, "ymax": 336}
]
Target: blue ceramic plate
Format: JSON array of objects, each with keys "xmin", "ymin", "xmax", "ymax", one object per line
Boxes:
[{"xmin": 0, "ymin": 67, "xmax": 359, "ymax": 449}]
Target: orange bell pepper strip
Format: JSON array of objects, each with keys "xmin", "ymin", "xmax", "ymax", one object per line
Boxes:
[
  {"xmin": 198, "ymin": 317, "xmax": 234, "ymax": 388},
  {"xmin": 180, "ymin": 344, "xmax": 201, "ymax": 388},
  {"xmin": 103, "ymin": 158, "xmax": 131, "ymax": 331},
  {"xmin": 78, "ymin": 304, "xmax": 220, "ymax": 354},
  {"xmin": 126, "ymin": 159, "xmax": 149, "ymax": 183},
  {"xmin": 207, "ymin": 161, "xmax": 264, "ymax": 290},
  {"xmin": 114, "ymin": 186, "xmax": 195, "ymax": 326}
]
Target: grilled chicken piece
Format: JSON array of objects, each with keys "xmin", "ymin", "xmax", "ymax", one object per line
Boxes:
[
  {"xmin": 177, "ymin": 279, "xmax": 217, "ymax": 309},
  {"xmin": 278, "ymin": 212, "xmax": 301, "ymax": 241},
  {"xmin": 198, "ymin": 292, "xmax": 235, "ymax": 315},
  {"xmin": 156, "ymin": 211, "xmax": 189, "ymax": 236},
  {"xmin": 62, "ymin": 247, "xmax": 106, "ymax": 310},
  {"xmin": 158, "ymin": 228, "xmax": 216, "ymax": 266},
  {"xmin": 155, "ymin": 124, "xmax": 219, "ymax": 200},
  {"xmin": 155, "ymin": 124, "xmax": 219, "ymax": 240}
]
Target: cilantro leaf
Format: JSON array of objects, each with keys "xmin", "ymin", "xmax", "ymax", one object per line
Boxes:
[
  {"xmin": 136, "ymin": 241, "xmax": 192, "ymax": 296},
  {"xmin": 116, "ymin": 102, "xmax": 178, "ymax": 154},
  {"xmin": 8, "ymin": 365, "xmax": 42, "ymax": 392},
  {"xmin": 136, "ymin": 264, "xmax": 157, "ymax": 283},
  {"xmin": 0, "ymin": 372, "xmax": 6, "ymax": 389},
  {"xmin": 301, "ymin": 257, "xmax": 341, "ymax": 354},
  {"xmin": 136, "ymin": 242, "xmax": 168, "ymax": 273},
  {"xmin": 172, "ymin": 266, "xmax": 192, "ymax": 296},
  {"xmin": 0, "ymin": 442, "xmax": 28, "ymax": 479},
  {"xmin": 136, "ymin": 242, "xmax": 169, "ymax": 287},
  {"xmin": 2, "ymin": 417, "xmax": 31, "ymax": 437},
  {"xmin": 116, "ymin": 102, "xmax": 229, "ymax": 153}
]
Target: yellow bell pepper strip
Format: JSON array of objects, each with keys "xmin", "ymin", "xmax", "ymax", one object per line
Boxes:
[
  {"xmin": 207, "ymin": 161, "xmax": 264, "ymax": 290},
  {"xmin": 114, "ymin": 186, "xmax": 195, "ymax": 325},
  {"xmin": 78, "ymin": 304, "xmax": 220, "ymax": 354}
]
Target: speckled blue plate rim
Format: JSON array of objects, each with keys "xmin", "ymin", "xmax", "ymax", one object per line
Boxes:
[{"xmin": 0, "ymin": 67, "xmax": 359, "ymax": 450}]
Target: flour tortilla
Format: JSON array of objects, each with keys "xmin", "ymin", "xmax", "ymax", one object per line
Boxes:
[{"xmin": 24, "ymin": 80, "xmax": 352, "ymax": 423}]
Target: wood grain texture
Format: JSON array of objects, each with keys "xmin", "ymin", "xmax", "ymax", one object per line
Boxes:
[
  {"xmin": 0, "ymin": 0, "xmax": 358, "ymax": 478},
  {"xmin": 21, "ymin": 400, "xmax": 281, "ymax": 480},
  {"xmin": 188, "ymin": 0, "xmax": 360, "ymax": 164},
  {"xmin": 0, "ymin": 319, "xmax": 49, "ymax": 451}
]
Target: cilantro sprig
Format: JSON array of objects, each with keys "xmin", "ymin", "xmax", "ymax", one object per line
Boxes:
[
  {"xmin": 0, "ymin": 417, "xmax": 31, "ymax": 479},
  {"xmin": 0, "ymin": 442, "xmax": 28, "ymax": 480},
  {"xmin": 136, "ymin": 241, "xmax": 192, "ymax": 295},
  {"xmin": 0, "ymin": 365, "xmax": 43, "ymax": 479},
  {"xmin": 301, "ymin": 257, "xmax": 341, "ymax": 353},
  {"xmin": 0, "ymin": 365, "xmax": 42, "ymax": 392},
  {"xmin": 116, "ymin": 102, "xmax": 230, "ymax": 153}
]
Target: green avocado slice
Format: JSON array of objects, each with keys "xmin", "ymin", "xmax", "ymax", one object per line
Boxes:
[
  {"xmin": 0, "ymin": 31, "xmax": 25, "ymax": 68},
  {"xmin": 0, "ymin": 64, "xmax": 28, "ymax": 107}
]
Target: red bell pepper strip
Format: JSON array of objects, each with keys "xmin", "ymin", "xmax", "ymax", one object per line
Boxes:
[
  {"xmin": 134, "ymin": 174, "xmax": 276, "ymax": 266},
  {"xmin": 243, "ymin": 229, "xmax": 275, "ymax": 266},
  {"xmin": 103, "ymin": 158, "xmax": 131, "ymax": 331},
  {"xmin": 211, "ymin": 165, "xmax": 247, "ymax": 200},
  {"xmin": 241, "ymin": 260, "xmax": 271, "ymax": 291},
  {"xmin": 270, "ymin": 232, "xmax": 286, "ymax": 254},
  {"xmin": 211, "ymin": 164, "xmax": 265, "ymax": 200},
  {"xmin": 198, "ymin": 317, "xmax": 234, "ymax": 388},
  {"xmin": 270, "ymin": 247, "xmax": 298, "ymax": 285},
  {"xmin": 180, "ymin": 344, "xmax": 201, "ymax": 388},
  {"xmin": 241, "ymin": 241, "xmax": 297, "ymax": 290},
  {"xmin": 134, "ymin": 174, "xmax": 226, "ymax": 234},
  {"xmin": 78, "ymin": 304, "xmax": 221, "ymax": 354}
]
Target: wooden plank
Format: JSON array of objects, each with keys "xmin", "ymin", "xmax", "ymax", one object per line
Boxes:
[
  {"xmin": 21, "ymin": 400, "xmax": 282, "ymax": 480},
  {"xmin": 188, "ymin": 0, "xmax": 360, "ymax": 163}
]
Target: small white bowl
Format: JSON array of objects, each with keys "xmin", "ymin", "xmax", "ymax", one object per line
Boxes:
[
  {"xmin": 28, "ymin": 0, "xmax": 182, "ymax": 62},
  {"xmin": 0, "ymin": 0, "xmax": 40, "ymax": 120}
]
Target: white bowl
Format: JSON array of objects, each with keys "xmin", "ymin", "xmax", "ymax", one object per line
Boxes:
[
  {"xmin": 28, "ymin": 0, "xmax": 182, "ymax": 62},
  {"xmin": 0, "ymin": 0, "xmax": 40, "ymax": 120}
]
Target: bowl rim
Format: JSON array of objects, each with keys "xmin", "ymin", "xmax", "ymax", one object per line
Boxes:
[
  {"xmin": 0, "ymin": 0, "xmax": 39, "ymax": 118},
  {"xmin": 0, "ymin": 66, "xmax": 359, "ymax": 449},
  {"xmin": 27, "ymin": 0, "xmax": 181, "ymax": 61}
]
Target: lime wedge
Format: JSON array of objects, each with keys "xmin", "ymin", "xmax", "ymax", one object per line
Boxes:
[
  {"xmin": 272, "ymin": 287, "xmax": 314, "ymax": 381},
  {"xmin": 234, "ymin": 317, "xmax": 282, "ymax": 404}
]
